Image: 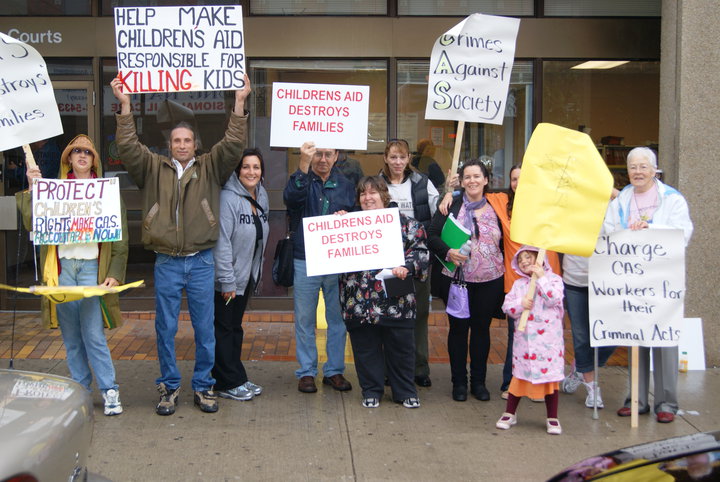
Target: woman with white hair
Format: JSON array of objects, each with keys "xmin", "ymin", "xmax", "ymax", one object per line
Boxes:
[{"xmin": 603, "ymin": 146, "xmax": 693, "ymax": 423}]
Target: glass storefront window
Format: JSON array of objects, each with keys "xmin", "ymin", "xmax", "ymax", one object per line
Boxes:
[
  {"xmin": 544, "ymin": 0, "xmax": 660, "ymax": 17},
  {"xmin": 397, "ymin": 60, "xmax": 533, "ymax": 191},
  {"xmin": 398, "ymin": 0, "xmax": 533, "ymax": 16},
  {"xmin": 1, "ymin": 0, "xmax": 91, "ymax": 16},
  {"xmin": 101, "ymin": 0, "xmax": 239, "ymax": 16},
  {"xmin": 251, "ymin": 1, "xmax": 386, "ymax": 16},
  {"xmin": 542, "ymin": 60, "xmax": 660, "ymax": 188}
]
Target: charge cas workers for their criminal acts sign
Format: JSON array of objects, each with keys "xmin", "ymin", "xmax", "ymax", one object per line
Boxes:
[
  {"xmin": 113, "ymin": 5, "xmax": 245, "ymax": 93},
  {"xmin": 303, "ymin": 208, "xmax": 404, "ymax": 277},
  {"xmin": 270, "ymin": 82, "xmax": 370, "ymax": 151},
  {"xmin": 0, "ymin": 32, "xmax": 63, "ymax": 152},
  {"xmin": 589, "ymin": 229, "xmax": 686, "ymax": 348},
  {"xmin": 31, "ymin": 178, "xmax": 122, "ymax": 245},
  {"xmin": 425, "ymin": 13, "xmax": 520, "ymax": 125}
]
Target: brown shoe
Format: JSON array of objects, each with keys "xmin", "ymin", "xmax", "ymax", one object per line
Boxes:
[
  {"xmin": 322, "ymin": 374, "xmax": 352, "ymax": 391},
  {"xmin": 298, "ymin": 376, "xmax": 317, "ymax": 393}
]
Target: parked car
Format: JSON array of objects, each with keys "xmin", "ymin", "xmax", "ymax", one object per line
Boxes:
[
  {"xmin": 0, "ymin": 368, "xmax": 94, "ymax": 482},
  {"xmin": 548, "ymin": 430, "xmax": 720, "ymax": 481}
]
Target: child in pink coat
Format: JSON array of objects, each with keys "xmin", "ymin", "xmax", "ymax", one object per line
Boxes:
[{"xmin": 496, "ymin": 245, "xmax": 565, "ymax": 434}]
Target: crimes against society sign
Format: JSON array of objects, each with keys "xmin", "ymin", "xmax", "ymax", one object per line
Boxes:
[
  {"xmin": 114, "ymin": 5, "xmax": 245, "ymax": 93},
  {"xmin": 0, "ymin": 32, "xmax": 63, "ymax": 151},
  {"xmin": 31, "ymin": 178, "xmax": 122, "ymax": 245},
  {"xmin": 589, "ymin": 229, "xmax": 686, "ymax": 348},
  {"xmin": 425, "ymin": 13, "xmax": 520, "ymax": 125},
  {"xmin": 303, "ymin": 208, "xmax": 404, "ymax": 277}
]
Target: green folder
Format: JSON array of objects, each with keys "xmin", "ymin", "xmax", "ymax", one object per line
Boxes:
[{"xmin": 438, "ymin": 213, "xmax": 471, "ymax": 272}]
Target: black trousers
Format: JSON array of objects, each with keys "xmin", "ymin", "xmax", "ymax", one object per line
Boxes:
[
  {"xmin": 444, "ymin": 276, "xmax": 504, "ymax": 387},
  {"xmin": 211, "ymin": 283, "xmax": 252, "ymax": 391},
  {"xmin": 348, "ymin": 324, "xmax": 417, "ymax": 401}
]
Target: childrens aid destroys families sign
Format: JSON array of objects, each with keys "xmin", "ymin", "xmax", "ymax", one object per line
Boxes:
[
  {"xmin": 32, "ymin": 178, "xmax": 122, "ymax": 245},
  {"xmin": 589, "ymin": 229, "xmax": 686, "ymax": 348},
  {"xmin": 114, "ymin": 5, "xmax": 245, "ymax": 93},
  {"xmin": 425, "ymin": 14, "xmax": 520, "ymax": 125},
  {"xmin": 0, "ymin": 33, "xmax": 62, "ymax": 151},
  {"xmin": 270, "ymin": 82, "xmax": 370, "ymax": 150},
  {"xmin": 303, "ymin": 208, "xmax": 404, "ymax": 277}
]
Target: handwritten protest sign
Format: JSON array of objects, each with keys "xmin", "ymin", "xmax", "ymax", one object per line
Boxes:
[
  {"xmin": 31, "ymin": 178, "xmax": 122, "ymax": 245},
  {"xmin": 511, "ymin": 123, "xmax": 614, "ymax": 257},
  {"xmin": 0, "ymin": 32, "xmax": 63, "ymax": 152},
  {"xmin": 270, "ymin": 82, "xmax": 370, "ymax": 150},
  {"xmin": 589, "ymin": 229, "xmax": 686, "ymax": 348},
  {"xmin": 303, "ymin": 208, "xmax": 404, "ymax": 277},
  {"xmin": 425, "ymin": 13, "xmax": 520, "ymax": 125},
  {"xmin": 114, "ymin": 5, "xmax": 245, "ymax": 93}
]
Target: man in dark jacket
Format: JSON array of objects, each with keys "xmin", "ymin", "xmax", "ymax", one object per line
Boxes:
[
  {"xmin": 111, "ymin": 76, "xmax": 251, "ymax": 415},
  {"xmin": 283, "ymin": 141, "xmax": 356, "ymax": 394}
]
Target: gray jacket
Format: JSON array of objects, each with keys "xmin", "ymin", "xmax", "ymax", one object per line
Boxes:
[{"xmin": 212, "ymin": 173, "xmax": 270, "ymax": 294}]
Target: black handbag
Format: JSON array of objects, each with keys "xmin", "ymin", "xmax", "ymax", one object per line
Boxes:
[{"xmin": 272, "ymin": 234, "xmax": 294, "ymax": 287}]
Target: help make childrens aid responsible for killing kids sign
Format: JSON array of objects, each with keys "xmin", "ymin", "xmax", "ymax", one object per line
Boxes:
[
  {"xmin": 425, "ymin": 13, "xmax": 520, "ymax": 125},
  {"xmin": 303, "ymin": 208, "xmax": 404, "ymax": 277},
  {"xmin": 32, "ymin": 178, "xmax": 122, "ymax": 245},
  {"xmin": 0, "ymin": 33, "xmax": 63, "ymax": 152},
  {"xmin": 270, "ymin": 82, "xmax": 370, "ymax": 150},
  {"xmin": 114, "ymin": 5, "xmax": 245, "ymax": 93},
  {"xmin": 589, "ymin": 229, "xmax": 686, "ymax": 348}
]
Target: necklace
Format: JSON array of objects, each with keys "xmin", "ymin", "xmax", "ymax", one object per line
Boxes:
[{"xmin": 632, "ymin": 188, "xmax": 658, "ymax": 222}]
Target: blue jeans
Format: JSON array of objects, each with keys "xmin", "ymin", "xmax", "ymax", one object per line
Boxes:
[
  {"xmin": 154, "ymin": 249, "xmax": 216, "ymax": 391},
  {"xmin": 293, "ymin": 259, "xmax": 347, "ymax": 379},
  {"xmin": 56, "ymin": 258, "xmax": 117, "ymax": 392},
  {"xmin": 564, "ymin": 284, "xmax": 615, "ymax": 373}
]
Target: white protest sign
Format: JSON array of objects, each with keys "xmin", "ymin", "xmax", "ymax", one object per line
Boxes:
[
  {"xmin": 114, "ymin": 5, "xmax": 245, "ymax": 93},
  {"xmin": 0, "ymin": 32, "xmax": 63, "ymax": 151},
  {"xmin": 589, "ymin": 229, "xmax": 686, "ymax": 348},
  {"xmin": 31, "ymin": 178, "xmax": 122, "ymax": 245},
  {"xmin": 425, "ymin": 13, "xmax": 520, "ymax": 125},
  {"xmin": 303, "ymin": 208, "xmax": 404, "ymax": 277},
  {"xmin": 270, "ymin": 82, "xmax": 370, "ymax": 150}
]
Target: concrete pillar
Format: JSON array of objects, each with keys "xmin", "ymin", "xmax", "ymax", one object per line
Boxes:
[{"xmin": 660, "ymin": 1, "xmax": 720, "ymax": 366}]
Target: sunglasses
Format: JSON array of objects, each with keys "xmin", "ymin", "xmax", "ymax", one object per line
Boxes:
[{"xmin": 71, "ymin": 148, "xmax": 93, "ymax": 156}]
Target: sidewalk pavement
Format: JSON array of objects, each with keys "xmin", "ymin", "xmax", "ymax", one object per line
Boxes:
[{"xmin": 7, "ymin": 357, "xmax": 719, "ymax": 481}]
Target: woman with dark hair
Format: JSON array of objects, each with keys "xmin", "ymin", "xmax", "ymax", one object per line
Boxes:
[
  {"xmin": 380, "ymin": 138, "xmax": 439, "ymax": 388},
  {"xmin": 428, "ymin": 159, "xmax": 505, "ymax": 402},
  {"xmin": 212, "ymin": 148, "xmax": 269, "ymax": 401},
  {"xmin": 339, "ymin": 176, "xmax": 429, "ymax": 409}
]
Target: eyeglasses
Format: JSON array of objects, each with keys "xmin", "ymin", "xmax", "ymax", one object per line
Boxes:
[
  {"xmin": 71, "ymin": 148, "xmax": 93, "ymax": 156},
  {"xmin": 313, "ymin": 150, "xmax": 336, "ymax": 159}
]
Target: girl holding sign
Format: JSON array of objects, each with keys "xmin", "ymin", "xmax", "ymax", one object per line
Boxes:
[
  {"xmin": 603, "ymin": 147, "xmax": 693, "ymax": 424},
  {"xmin": 17, "ymin": 135, "xmax": 128, "ymax": 416},
  {"xmin": 380, "ymin": 138, "xmax": 439, "ymax": 388},
  {"xmin": 428, "ymin": 159, "xmax": 505, "ymax": 403}
]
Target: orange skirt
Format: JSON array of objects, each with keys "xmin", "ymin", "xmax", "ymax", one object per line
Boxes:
[{"xmin": 508, "ymin": 377, "xmax": 559, "ymax": 399}]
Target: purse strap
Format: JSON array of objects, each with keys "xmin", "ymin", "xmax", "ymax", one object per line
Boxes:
[{"xmin": 452, "ymin": 265, "xmax": 465, "ymax": 284}]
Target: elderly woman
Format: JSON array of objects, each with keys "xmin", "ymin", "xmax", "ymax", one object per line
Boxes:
[
  {"xmin": 339, "ymin": 176, "xmax": 429, "ymax": 409},
  {"xmin": 380, "ymin": 138, "xmax": 439, "ymax": 388},
  {"xmin": 428, "ymin": 159, "xmax": 505, "ymax": 402},
  {"xmin": 604, "ymin": 147, "xmax": 693, "ymax": 423}
]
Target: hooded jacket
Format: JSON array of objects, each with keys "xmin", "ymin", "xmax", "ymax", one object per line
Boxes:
[
  {"xmin": 213, "ymin": 173, "xmax": 270, "ymax": 294},
  {"xmin": 115, "ymin": 111, "xmax": 247, "ymax": 256},
  {"xmin": 501, "ymin": 245, "xmax": 564, "ymax": 384},
  {"xmin": 16, "ymin": 135, "xmax": 129, "ymax": 329}
]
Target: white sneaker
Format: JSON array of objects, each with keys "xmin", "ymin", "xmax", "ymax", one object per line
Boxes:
[
  {"xmin": 584, "ymin": 382, "xmax": 604, "ymax": 409},
  {"xmin": 560, "ymin": 367, "xmax": 583, "ymax": 394},
  {"xmin": 218, "ymin": 385, "xmax": 254, "ymax": 401},
  {"xmin": 242, "ymin": 381, "xmax": 263, "ymax": 396},
  {"xmin": 103, "ymin": 388, "xmax": 123, "ymax": 416}
]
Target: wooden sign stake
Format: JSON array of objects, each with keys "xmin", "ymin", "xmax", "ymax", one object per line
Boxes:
[{"xmin": 517, "ymin": 249, "xmax": 546, "ymax": 332}]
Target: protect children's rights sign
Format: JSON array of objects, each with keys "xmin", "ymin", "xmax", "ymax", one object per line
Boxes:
[
  {"xmin": 31, "ymin": 178, "xmax": 122, "ymax": 245},
  {"xmin": 0, "ymin": 32, "xmax": 63, "ymax": 152},
  {"xmin": 303, "ymin": 208, "xmax": 404, "ymax": 277},
  {"xmin": 589, "ymin": 229, "xmax": 686, "ymax": 348},
  {"xmin": 425, "ymin": 13, "xmax": 520, "ymax": 125},
  {"xmin": 270, "ymin": 82, "xmax": 370, "ymax": 150},
  {"xmin": 114, "ymin": 5, "xmax": 245, "ymax": 93}
]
